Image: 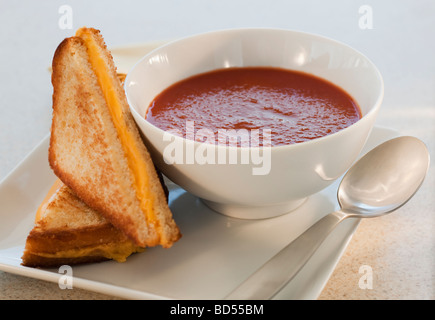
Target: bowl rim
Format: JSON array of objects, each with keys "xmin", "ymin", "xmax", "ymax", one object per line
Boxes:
[{"xmin": 124, "ymin": 27, "xmax": 384, "ymax": 152}]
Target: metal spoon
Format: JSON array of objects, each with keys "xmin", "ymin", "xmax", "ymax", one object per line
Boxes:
[{"xmin": 225, "ymin": 136, "xmax": 430, "ymax": 300}]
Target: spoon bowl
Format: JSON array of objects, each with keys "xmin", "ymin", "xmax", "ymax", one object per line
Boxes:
[
  {"xmin": 338, "ymin": 136, "xmax": 430, "ymax": 217},
  {"xmin": 226, "ymin": 136, "xmax": 430, "ymax": 299}
]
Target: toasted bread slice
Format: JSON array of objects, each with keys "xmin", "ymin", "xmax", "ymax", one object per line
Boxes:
[
  {"xmin": 49, "ymin": 27, "xmax": 180, "ymax": 247},
  {"xmin": 21, "ymin": 180, "xmax": 144, "ymax": 267}
]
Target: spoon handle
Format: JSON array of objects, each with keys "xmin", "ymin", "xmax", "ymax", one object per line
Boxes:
[{"xmin": 225, "ymin": 210, "xmax": 347, "ymax": 300}]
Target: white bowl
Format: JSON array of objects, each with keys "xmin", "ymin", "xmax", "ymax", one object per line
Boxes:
[{"xmin": 125, "ymin": 28, "xmax": 384, "ymax": 219}]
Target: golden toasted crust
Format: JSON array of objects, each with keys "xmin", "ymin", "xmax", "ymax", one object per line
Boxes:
[
  {"xmin": 21, "ymin": 225, "xmax": 128, "ymax": 267},
  {"xmin": 22, "ymin": 254, "xmax": 109, "ymax": 268},
  {"xmin": 36, "ymin": 183, "xmax": 108, "ymax": 229},
  {"xmin": 49, "ymin": 28, "xmax": 180, "ymax": 247},
  {"xmin": 26, "ymin": 217, "xmax": 127, "ymax": 254}
]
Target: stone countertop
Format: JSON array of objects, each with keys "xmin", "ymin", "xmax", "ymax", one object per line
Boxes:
[{"xmin": 0, "ymin": 0, "xmax": 433, "ymax": 300}]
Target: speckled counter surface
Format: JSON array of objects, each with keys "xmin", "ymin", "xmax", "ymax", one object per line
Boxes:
[
  {"xmin": 0, "ymin": 1, "xmax": 434, "ymax": 300},
  {"xmin": 319, "ymin": 106, "xmax": 435, "ymax": 300}
]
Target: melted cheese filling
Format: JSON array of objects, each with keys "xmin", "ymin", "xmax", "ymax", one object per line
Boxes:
[
  {"xmin": 35, "ymin": 242, "xmax": 145, "ymax": 262},
  {"xmin": 76, "ymin": 28, "xmax": 159, "ymax": 232}
]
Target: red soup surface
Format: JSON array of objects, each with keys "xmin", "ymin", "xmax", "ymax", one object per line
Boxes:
[{"xmin": 146, "ymin": 67, "xmax": 361, "ymax": 147}]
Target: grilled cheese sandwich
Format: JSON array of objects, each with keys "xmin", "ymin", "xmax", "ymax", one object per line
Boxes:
[
  {"xmin": 48, "ymin": 27, "xmax": 180, "ymax": 248},
  {"xmin": 22, "ymin": 27, "xmax": 181, "ymax": 267}
]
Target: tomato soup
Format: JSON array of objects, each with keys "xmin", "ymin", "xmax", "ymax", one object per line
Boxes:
[{"xmin": 146, "ymin": 67, "xmax": 361, "ymax": 147}]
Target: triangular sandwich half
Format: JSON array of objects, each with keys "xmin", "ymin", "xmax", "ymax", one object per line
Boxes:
[
  {"xmin": 49, "ymin": 27, "xmax": 180, "ymax": 248},
  {"xmin": 22, "ymin": 180, "xmax": 144, "ymax": 267}
]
